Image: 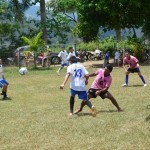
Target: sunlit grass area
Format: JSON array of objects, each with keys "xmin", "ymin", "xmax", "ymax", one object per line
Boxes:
[{"xmin": 0, "ymin": 64, "xmax": 150, "ymax": 150}]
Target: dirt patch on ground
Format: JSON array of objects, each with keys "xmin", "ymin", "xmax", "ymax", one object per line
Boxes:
[{"xmin": 82, "ymin": 59, "xmax": 114, "ymax": 69}]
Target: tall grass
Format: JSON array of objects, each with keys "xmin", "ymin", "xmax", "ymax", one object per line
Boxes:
[{"xmin": 0, "ymin": 64, "xmax": 150, "ymax": 150}]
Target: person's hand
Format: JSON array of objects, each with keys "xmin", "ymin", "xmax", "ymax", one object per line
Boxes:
[
  {"xmin": 95, "ymin": 90, "xmax": 101, "ymax": 96},
  {"xmin": 85, "ymin": 80, "xmax": 88, "ymax": 85},
  {"xmin": 60, "ymin": 84, "xmax": 64, "ymax": 89}
]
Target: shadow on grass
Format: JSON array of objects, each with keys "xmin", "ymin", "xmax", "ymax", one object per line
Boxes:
[
  {"xmin": 75, "ymin": 109, "xmax": 118, "ymax": 117},
  {"xmin": 29, "ymin": 67, "xmax": 54, "ymax": 71},
  {"xmin": 145, "ymin": 105, "xmax": 150, "ymax": 121},
  {"xmin": 0, "ymin": 97, "xmax": 12, "ymax": 101},
  {"xmin": 145, "ymin": 114, "xmax": 150, "ymax": 121},
  {"xmin": 126, "ymin": 85, "xmax": 144, "ymax": 87}
]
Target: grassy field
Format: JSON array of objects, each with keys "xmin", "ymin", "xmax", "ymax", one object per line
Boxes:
[{"xmin": 0, "ymin": 64, "xmax": 150, "ymax": 150}]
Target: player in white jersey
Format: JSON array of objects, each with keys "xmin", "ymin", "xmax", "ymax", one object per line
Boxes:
[
  {"xmin": 56, "ymin": 47, "xmax": 68, "ymax": 75},
  {"xmin": 0, "ymin": 59, "xmax": 10, "ymax": 100},
  {"xmin": 67, "ymin": 47, "xmax": 76, "ymax": 61},
  {"xmin": 60, "ymin": 56, "xmax": 96, "ymax": 117}
]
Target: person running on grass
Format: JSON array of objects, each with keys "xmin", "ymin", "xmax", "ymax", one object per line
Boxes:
[
  {"xmin": 67, "ymin": 47, "xmax": 76, "ymax": 61},
  {"xmin": 60, "ymin": 56, "xmax": 96, "ymax": 117},
  {"xmin": 0, "ymin": 59, "xmax": 10, "ymax": 100},
  {"xmin": 56, "ymin": 46, "xmax": 68, "ymax": 75},
  {"xmin": 122, "ymin": 51, "xmax": 147, "ymax": 87},
  {"xmin": 74, "ymin": 64, "xmax": 123, "ymax": 114}
]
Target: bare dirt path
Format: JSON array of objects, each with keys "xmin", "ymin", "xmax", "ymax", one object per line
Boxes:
[{"xmin": 82, "ymin": 59, "xmax": 114, "ymax": 68}]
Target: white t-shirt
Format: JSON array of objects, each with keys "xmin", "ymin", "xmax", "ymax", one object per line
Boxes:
[
  {"xmin": 58, "ymin": 50, "xmax": 68, "ymax": 64},
  {"xmin": 115, "ymin": 51, "xmax": 120, "ymax": 59},
  {"xmin": 67, "ymin": 51, "xmax": 76, "ymax": 60},
  {"xmin": 67, "ymin": 63, "xmax": 88, "ymax": 91},
  {"xmin": 0, "ymin": 65, "xmax": 4, "ymax": 80}
]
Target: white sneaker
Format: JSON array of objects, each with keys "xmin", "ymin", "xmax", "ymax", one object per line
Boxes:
[
  {"xmin": 122, "ymin": 83, "xmax": 128, "ymax": 87},
  {"xmin": 144, "ymin": 84, "xmax": 147, "ymax": 87}
]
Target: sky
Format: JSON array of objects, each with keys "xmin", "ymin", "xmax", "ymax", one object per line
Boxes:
[{"xmin": 35, "ymin": 0, "xmax": 50, "ymax": 6}]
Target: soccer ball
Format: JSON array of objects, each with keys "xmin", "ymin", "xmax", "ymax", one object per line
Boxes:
[{"xmin": 19, "ymin": 67, "xmax": 28, "ymax": 75}]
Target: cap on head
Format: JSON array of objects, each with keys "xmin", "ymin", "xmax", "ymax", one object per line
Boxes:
[
  {"xmin": 106, "ymin": 64, "xmax": 113, "ymax": 72},
  {"xmin": 68, "ymin": 56, "xmax": 77, "ymax": 63}
]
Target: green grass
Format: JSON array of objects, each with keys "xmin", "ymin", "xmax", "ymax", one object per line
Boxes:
[{"xmin": 0, "ymin": 64, "xmax": 150, "ymax": 150}]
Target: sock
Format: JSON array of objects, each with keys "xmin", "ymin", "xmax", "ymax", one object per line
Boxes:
[
  {"xmin": 57, "ymin": 66, "xmax": 63, "ymax": 72},
  {"xmin": 3, "ymin": 92, "xmax": 7, "ymax": 98},
  {"xmin": 85, "ymin": 100, "xmax": 92, "ymax": 109},
  {"xmin": 139, "ymin": 75, "xmax": 146, "ymax": 84},
  {"xmin": 125, "ymin": 75, "xmax": 128, "ymax": 85},
  {"xmin": 70, "ymin": 96, "xmax": 75, "ymax": 113},
  {"xmin": 57, "ymin": 68, "xmax": 61, "ymax": 72}
]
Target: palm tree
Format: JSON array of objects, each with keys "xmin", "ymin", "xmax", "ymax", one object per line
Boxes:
[
  {"xmin": 21, "ymin": 31, "xmax": 46, "ymax": 68},
  {"xmin": 9, "ymin": 0, "xmax": 47, "ymax": 43}
]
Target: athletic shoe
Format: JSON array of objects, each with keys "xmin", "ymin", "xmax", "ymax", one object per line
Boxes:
[
  {"xmin": 91, "ymin": 106, "xmax": 96, "ymax": 117},
  {"xmin": 68, "ymin": 113, "xmax": 73, "ymax": 117},
  {"xmin": 2, "ymin": 96, "xmax": 11, "ymax": 100},
  {"xmin": 144, "ymin": 84, "xmax": 147, "ymax": 87},
  {"xmin": 74, "ymin": 109, "xmax": 81, "ymax": 114},
  {"xmin": 122, "ymin": 83, "xmax": 128, "ymax": 87}
]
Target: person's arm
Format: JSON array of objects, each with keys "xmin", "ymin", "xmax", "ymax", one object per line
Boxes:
[
  {"xmin": 122, "ymin": 58, "xmax": 129, "ymax": 72},
  {"xmin": 84, "ymin": 74, "xmax": 89, "ymax": 85},
  {"xmin": 89, "ymin": 73, "xmax": 97, "ymax": 77},
  {"xmin": 95, "ymin": 87, "xmax": 109, "ymax": 96},
  {"xmin": 60, "ymin": 73, "xmax": 70, "ymax": 89}
]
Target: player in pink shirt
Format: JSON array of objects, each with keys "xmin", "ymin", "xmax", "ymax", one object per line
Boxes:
[
  {"xmin": 122, "ymin": 51, "xmax": 147, "ymax": 87},
  {"xmin": 75, "ymin": 64, "xmax": 123, "ymax": 114}
]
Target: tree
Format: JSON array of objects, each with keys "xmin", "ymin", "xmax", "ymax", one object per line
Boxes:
[
  {"xmin": 46, "ymin": 0, "xmax": 78, "ymax": 43},
  {"xmin": 75, "ymin": 0, "xmax": 150, "ymax": 43},
  {"xmin": 21, "ymin": 31, "xmax": 46, "ymax": 68},
  {"xmin": 8, "ymin": 0, "xmax": 31, "ymax": 21}
]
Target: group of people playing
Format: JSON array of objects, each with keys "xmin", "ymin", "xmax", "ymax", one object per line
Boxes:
[
  {"xmin": 0, "ymin": 48, "xmax": 147, "ymax": 119},
  {"xmin": 59, "ymin": 48, "xmax": 147, "ymax": 117}
]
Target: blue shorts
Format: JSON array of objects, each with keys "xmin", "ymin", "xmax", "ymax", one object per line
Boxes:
[
  {"xmin": 0, "ymin": 79, "xmax": 8, "ymax": 88},
  {"xmin": 70, "ymin": 89, "xmax": 88, "ymax": 100}
]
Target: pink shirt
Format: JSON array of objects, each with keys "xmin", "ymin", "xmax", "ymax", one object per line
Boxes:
[
  {"xmin": 123, "ymin": 55, "xmax": 139, "ymax": 68},
  {"xmin": 91, "ymin": 69, "xmax": 112, "ymax": 90}
]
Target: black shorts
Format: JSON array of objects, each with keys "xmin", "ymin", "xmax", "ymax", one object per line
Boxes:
[
  {"xmin": 127, "ymin": 68, "xmax": 140, "ymax": 73},
  {"xmin": 88, "ymin": 88, "xmax": 108, "ymax": 99}
]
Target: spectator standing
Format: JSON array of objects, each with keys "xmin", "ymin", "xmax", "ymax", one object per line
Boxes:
[{"xmin": 103, "ymin": 51, "xmax": 110, "ymax": 68}]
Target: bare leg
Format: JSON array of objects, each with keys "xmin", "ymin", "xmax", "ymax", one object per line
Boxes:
[
  {"xmin": 74, "ymin": 94, "xmax": 93, "ymax": 113},
  {"xmin": 104, "ymin": 92, "xmax": 123, "ymax": 112}
]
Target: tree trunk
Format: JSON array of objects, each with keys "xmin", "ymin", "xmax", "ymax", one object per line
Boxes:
[
  {"xmin": 40, "ymin": 0, "xmax": 47, "ymax": 44},
  {"xmin": 116, "ymin": 29, "xmax": 121, "ymax": 42},
  {"xmin": 34, "ymin": 52, "xmax": 37, "ymax": 68}
]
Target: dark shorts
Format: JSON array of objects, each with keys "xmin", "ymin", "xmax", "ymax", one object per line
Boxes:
[
  {"xmin": 127, "ymin": 68, "xmax": 140, "ymax": 73},
  {"xmin": 88, "ymin": 88, "xmax": 108, "ymax": 99}
]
